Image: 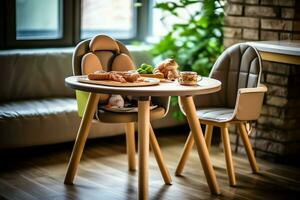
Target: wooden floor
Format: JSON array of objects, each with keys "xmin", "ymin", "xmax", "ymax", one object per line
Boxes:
[{"xmin": 1, "ymin": 127, "xmax": 300, "ymax": 200}]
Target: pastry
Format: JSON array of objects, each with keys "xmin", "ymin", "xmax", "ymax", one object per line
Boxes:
[
  {"xmin": 154, "ymin": 59, "xmax": 179, "ymax": 80},
  {"xmin": 88, "ymin": 70, "xmax": 140, "ymax": 83}
]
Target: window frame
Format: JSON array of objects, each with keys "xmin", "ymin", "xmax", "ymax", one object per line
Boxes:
[
  {"xmin": 0, "ymin": 0, "xmax": 4, "ymax": 49},
  {"xmin": 80, "ymin": 0, "xmax": 140, "ymax": 42},
  {"xmin": 4, "ymin": 0, "xmax": 74, "ymax": 49},
  {"xmin": 136, "ymin": 0, "xmax": 151, "ymax": 42},
  {"xmin": 0, "ymin": 0, "xmax": 151, "ymax": 49}
]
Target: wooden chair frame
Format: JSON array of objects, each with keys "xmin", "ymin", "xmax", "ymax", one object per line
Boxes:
[{"xmin": 175, "ymin": 120, "xmax": 259, "ymax": 186}]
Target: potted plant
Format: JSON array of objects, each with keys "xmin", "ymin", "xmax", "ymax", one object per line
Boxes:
[{"xmin": 150, "ymin": 0, "xmax": 224, "ymax": 120}]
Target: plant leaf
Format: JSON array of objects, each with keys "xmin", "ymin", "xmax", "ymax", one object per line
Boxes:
[{"xmin": 151, "ymin": 0, "xmax": 225, "ymax": 121}]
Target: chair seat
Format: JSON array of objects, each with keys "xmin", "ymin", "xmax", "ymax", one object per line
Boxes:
[
  {"xmin": 97, "ymin": 107, "xmax": 166, "ymax": 123},
  {"xmin": 196, "ymin": 107, "xmax": 235, "ymax": 122}
]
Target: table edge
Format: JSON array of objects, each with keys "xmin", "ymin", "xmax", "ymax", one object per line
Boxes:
[{"xmin": 65, "ymin": 76, "xmax": 222, "ymax": 97}]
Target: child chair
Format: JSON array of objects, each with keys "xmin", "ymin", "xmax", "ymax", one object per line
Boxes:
[
  {"xmin": 175, "ymin": 43, "xmax": 267, "ymax": 186},
  {"xmin": 65, "ymin": 34, "xmax": 171, "ymax": 185}
]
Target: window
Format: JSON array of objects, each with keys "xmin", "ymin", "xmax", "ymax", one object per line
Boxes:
[
  {"xmin": 81, "ymin": 0, "xmax": 136, "ymax": 39},
  {"xmin": 0, "ymin": 0, "xmax": 151, "ymax": 49},
  {"xmin": 150, "ymin": 0, "xmax": 201, "ymax": 37},
  {"xmin": 4, "ymin": 0, "xmax": 73, "ymax": 48},
  {"xmin": 16, "ymin": 0, "xmax": 62, "ymax": 40}
]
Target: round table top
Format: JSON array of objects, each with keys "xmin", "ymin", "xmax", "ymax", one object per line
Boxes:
[{"xmin": 65, "ymin": 76, "xmax": 221, "ymax": 97}]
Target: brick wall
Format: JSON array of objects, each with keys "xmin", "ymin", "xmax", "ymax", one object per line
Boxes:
[
  {"xmin": 224, "ymin": 0, "xmax": 300, "ymax": 163},
  {"xmin": 224, "ymin": 0, "xmax": 300, "ymax": 47}
]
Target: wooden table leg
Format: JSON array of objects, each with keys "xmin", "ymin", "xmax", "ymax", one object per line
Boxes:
[
  {"xmin": 180, "ymin": 96, "xmax": 221, "ymax": 195},
  {"xmin": 138, "ymin": 97, "xmax": 150, "ymax": 200},
  {"xmin": 175, "ymin": 125, "xmax": 214, "ymax": 176},
  {"xmin": 64, "ymin": 93, "xmax": 100, "ymax": 184}
]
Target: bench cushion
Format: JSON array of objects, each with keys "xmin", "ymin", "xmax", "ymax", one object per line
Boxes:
[
  {"xmin": 0, "ymin": 98, "xmax": 127, "ymax": 148},
  {"xmin": 0, "ymin": 49, "xmax": 74, "ymax": 102}
]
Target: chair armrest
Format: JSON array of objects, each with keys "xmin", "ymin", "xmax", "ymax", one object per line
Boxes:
[
  {"xmin": 76, "ymin": 90, "xmax": 89, "ymax": 117},
  {"xmin": 238, "ymin": 84, "xmax": 268, "ymax": 94},
  {"xmin": 152, "ymin": 96, "xmax": 171, "ymax": 117},
  {"xmin": 75, "ymin": 90, "xmax": 109, "ymax": 118},
  {"xmin": 234, "ymin": 84, "xmax": 267, "ymax": 121}
]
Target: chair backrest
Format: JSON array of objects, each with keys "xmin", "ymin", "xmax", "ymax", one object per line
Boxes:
[
  {"xmin": 194, "ymin": 43, "xmax": 262, "ymax": 108},
  {"xmin": 73, "ymin": 34, "xmax": 135, "ymax": 75},
  {"xmin": 73, "ymin": 34, "xmax": 135, "ymax": 103},
  {"xmin": 72, "ymin": 34, "xmax": 170, "ymax": 116}
]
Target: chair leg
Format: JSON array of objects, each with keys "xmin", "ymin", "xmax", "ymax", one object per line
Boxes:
[
  {"xmin": 221, "ymin": 126, "xmax": 236, "ymax": 186},
  {"xmin": 125, "ymin": 122, "xmax": 136, "ymax": 171},
  {"xmin": 175, "ymin": 125, "xmax": 213, "ymax": 176},
  {"xmin": 205, "ymin": 125, "xmax": 213, "ymax": 152},
  {"xmin": 149, "ymin": 124, "xmax": 172, "ymax": 184},
  {"xmin": 175, "ymin": 131, "xmax": 194, "ymax": 176},
  {"xmin": 238, "ymin": 123, "xmax": 259, "ymax": 173}
]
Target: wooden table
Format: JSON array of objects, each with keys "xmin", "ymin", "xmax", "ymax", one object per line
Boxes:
[
  {"xmin": 247, "ymin": 40, "xmax": 300, "ymax": 65},
  {"xmin": 64, "ymin": 76, "xmax": 222, "ymax": 199}
]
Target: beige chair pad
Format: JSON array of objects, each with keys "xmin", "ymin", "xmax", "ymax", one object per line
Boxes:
[
  {"xmin": 97, "ymin": 107, "xmax": 165, "ymax": 123},
  {"xmin": 197, "ymin": 107, "xmax": 235, "ymax": 122}
]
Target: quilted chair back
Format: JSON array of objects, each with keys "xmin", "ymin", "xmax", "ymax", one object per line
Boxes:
[
  {"xmin": 72, "ymin": 34, "xmax": 170, "ymax": 117},
  {"xmin": 194, "ymin": 43, "xmax": 262, "ymax": 108},
  {"xmin": 72, "ymin": 35, "xmax": 135, "ymax": 104},
  {"xmin": 73, "ymin": 35, "xmax": 134, "ymax": 75}
]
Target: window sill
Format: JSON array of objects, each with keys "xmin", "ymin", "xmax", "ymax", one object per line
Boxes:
[
  {"xmin": 0, "ymin": 44, "xmax": 152, "ymax": 53},
  {"xmin": 0, "ymin": 45, "xmax": 155, "ymax": 65}
]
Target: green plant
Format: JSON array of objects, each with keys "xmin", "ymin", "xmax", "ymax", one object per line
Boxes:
[{"xmin": 150, "ymin": 0, "xmax": 224, "ymax": 120}]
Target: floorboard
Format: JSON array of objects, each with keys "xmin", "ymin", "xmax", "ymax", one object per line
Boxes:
[{"xmin": 0, "ymin": 127, "xmax": 299, "ymax": 200}]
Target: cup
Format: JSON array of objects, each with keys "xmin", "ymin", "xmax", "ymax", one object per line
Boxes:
[{"xmin": 178, "ymin": 71, "xmax": 201, "ymax": 86}]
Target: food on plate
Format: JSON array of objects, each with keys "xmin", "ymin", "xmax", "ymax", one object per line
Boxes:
[
  {"xmin": 88, "ymin": 70, "xmax": 126, "ymax": 82},
  {"xmin": 107, "ymin": 95, "xmax": 125, "ymax": 108},
  {"xmin": 137, "ymin": 63, "xmax": 154, "ymax": 74},
  {"xmin": 87, "ymin": 70, "xmax": 141, "ymax": 83},
  {"xmin": 137, "ymin": 61, "xmax": 180, "ymax": 80},
  {"xmin": 123, "ymin": 73, "xmax": 141, "ymax": 82},
  {"xmin": 154, "ymin": 58, "xmax": 179, "ymax": 80}
]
